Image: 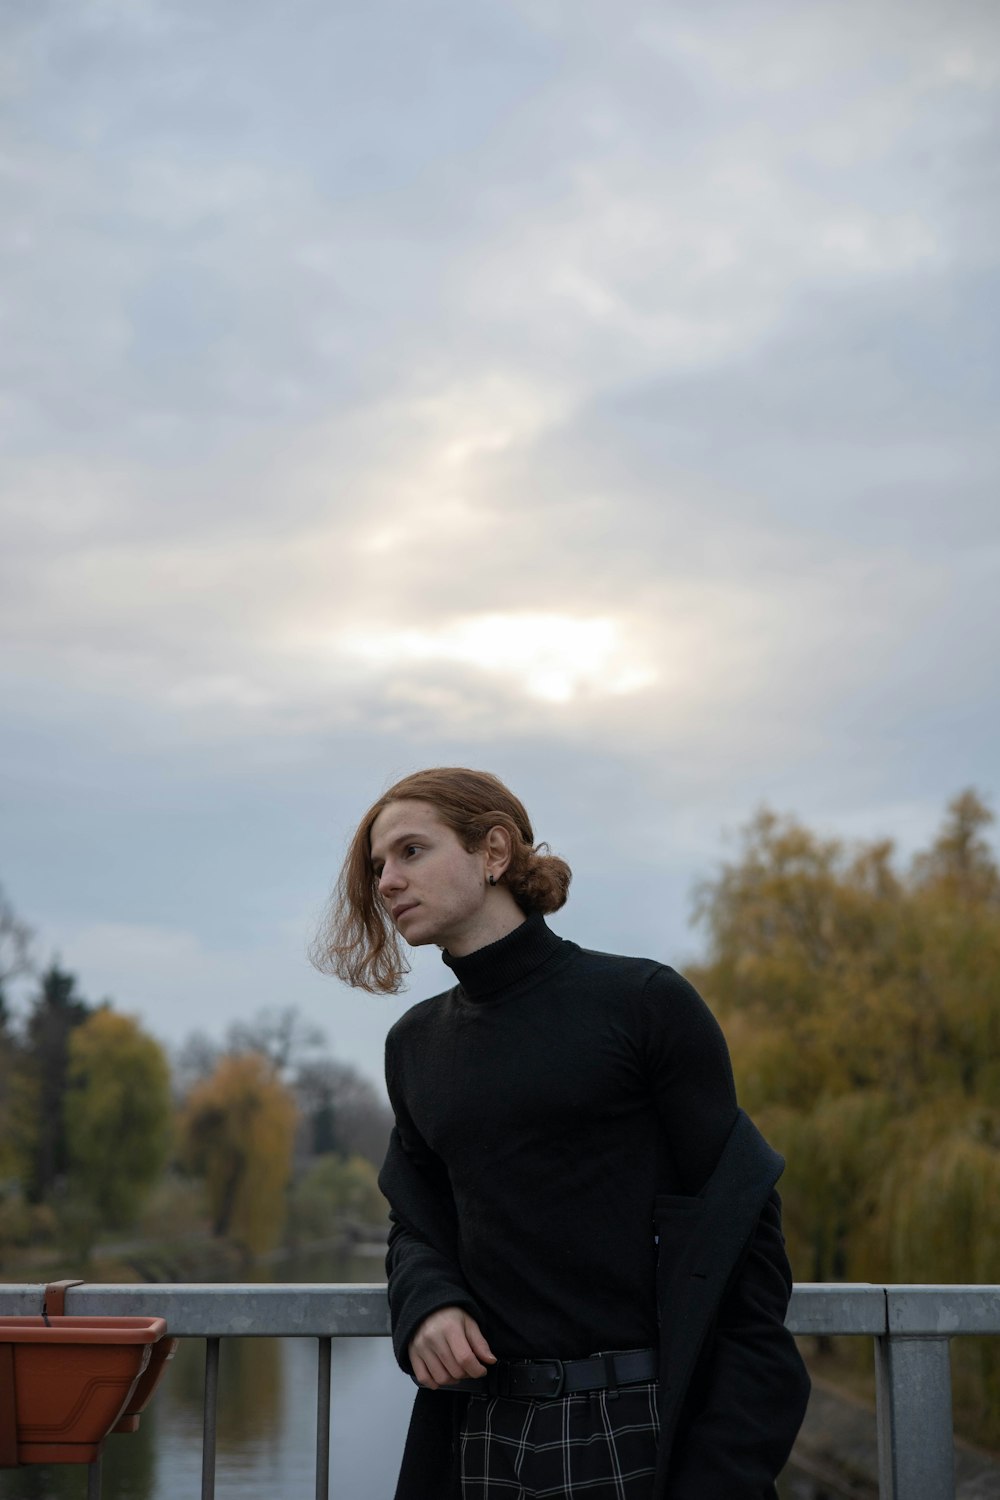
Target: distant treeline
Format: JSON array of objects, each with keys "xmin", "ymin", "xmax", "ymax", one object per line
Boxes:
[
  {"xmin": 686, "ymin": 788, "xmax": 1000, "ymax": 1447},
  {"xmin": 0, "ymin": 897, "xmax": 392, "ymax": 1274}
]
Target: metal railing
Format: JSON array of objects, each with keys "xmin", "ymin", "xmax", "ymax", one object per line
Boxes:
[{"xmin": 1, "ymin": 1282, "xmax": 998, "ymax": 1500}]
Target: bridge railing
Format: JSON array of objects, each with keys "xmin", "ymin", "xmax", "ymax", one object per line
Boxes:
[{"xmin": 1, "ymin": 1282, "xmax": 998, "ymax": 1500}]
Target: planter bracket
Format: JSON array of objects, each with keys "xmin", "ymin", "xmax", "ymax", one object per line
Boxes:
[{"xmin": 42, "ymin": 1280, "xmax": 85, "ymax": 1323}]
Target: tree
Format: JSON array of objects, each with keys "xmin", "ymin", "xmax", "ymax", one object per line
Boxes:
[
  {"xmin": 221, "ymin": 1007, "xmax": 391, "ymax": 1167},
  {"xmin": 65, "ymin": 1009, "xmax": 172, "ymax": 1228},
  {"xmin": 19, "ymin": 964, "xmax": 92, "ymax": 1202},
  {"xmin": 171, "ymin": 1030, "xmax": 222, "ymax": 1103},
  {"xmin": 294, "ymin": 1058, "xmax": 393, "ymax": 1166},
  {"xmin": 0, "ymin": 882, "xmax": 34, "ymax": 1000},
  {"xmin": 285, "ymin": 1153, "xmax": 388, "ymax": 1249},
  {"xmin": 688, "ymin": 788, "xmax": 1000, "ymax": 1443},
  {"xmin": 225, "ymin": 1007, "xmax": 325, "ymax": 1079},
  {"xmin": 179, "ymin": 1052, "xmax": 298, "ymax": 1255},
  {"xmin": 911, "ymin": 789, "xmax": 1000, "ymax": 904}
]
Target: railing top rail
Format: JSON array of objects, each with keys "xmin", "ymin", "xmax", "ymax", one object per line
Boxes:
[
  {"xmin": 0, "ymin": 1283, "xmax": 997, "ymax": 1339},
  {"xmin": 787, "ymin": 1283, "xmax": 886, "ymax": 1335},
  {"xmin": 0, "ymin": 1283, "xmax": 391, "ymax": 1337},
  {"xmin": 886, "ymin": 1285, "xmax": 1000, "ymax": 1336}
]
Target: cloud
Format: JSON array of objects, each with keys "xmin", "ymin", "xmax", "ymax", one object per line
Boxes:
[
  {"xmin": 1, "ymin": 0, "xmax": 998, "ymax": 1074},
  {"xmin": 4, "ymin": 0, "xmax": 995, "ymax": 461},
  {"xmin": 1, "ymin": 332, "xmax": 992, "ymax": 778},
  {"xmin": 340, "ymin": 611, "xmax": 658, "ymax": 704}
]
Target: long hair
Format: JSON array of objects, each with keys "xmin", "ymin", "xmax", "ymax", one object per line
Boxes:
[{"xmin": 310, "ymin": 767, "xmax": 572, "ymax": 994}]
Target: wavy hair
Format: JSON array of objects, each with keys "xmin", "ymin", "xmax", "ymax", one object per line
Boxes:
[{"xmin": 310, "ymin": 767, "xmax": 572, "ymax": 994}]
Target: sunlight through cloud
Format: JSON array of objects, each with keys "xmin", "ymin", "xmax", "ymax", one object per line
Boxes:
[{"xmin": 339, "ymin": 613, "xmax": 658, "ymax": 705}]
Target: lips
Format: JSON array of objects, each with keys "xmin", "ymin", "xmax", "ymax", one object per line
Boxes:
[{"xmin": 392, "ymin": 903, "xmax": 417, "ymax": 922}]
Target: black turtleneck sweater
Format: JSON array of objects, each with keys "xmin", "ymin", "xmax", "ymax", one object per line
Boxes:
[{"xmin": 383, "ymin": 912, "xmax": 739, "ymax": 1363}]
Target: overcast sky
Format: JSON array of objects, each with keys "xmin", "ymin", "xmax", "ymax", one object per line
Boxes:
[{"xmin": 2, "ymin": 0, "xmax": 998, "ymax": 1090}]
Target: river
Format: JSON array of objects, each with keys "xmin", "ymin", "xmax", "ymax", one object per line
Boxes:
[{"xmin": 0, "ymin": 1251, "xmax": 848, "ymax": 1499}]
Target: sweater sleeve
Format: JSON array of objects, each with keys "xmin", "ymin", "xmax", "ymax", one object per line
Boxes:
[
  {"xmin": 640, "ymin": 966, "xmax": 740, "ymax": 1193},
  {"xmin": 378, "ymin": 1036, "xmax": 484, "ymax": 1377}
]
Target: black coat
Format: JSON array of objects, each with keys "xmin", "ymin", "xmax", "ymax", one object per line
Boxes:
[{"xmin": 381, "ymin": 1107, "xmax": 810, "ymax": 1500}]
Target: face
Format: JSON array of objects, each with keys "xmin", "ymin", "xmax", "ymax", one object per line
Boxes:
[{"xmin": 369, "ymin": 799, "xmax": 491, "ymax": 952}]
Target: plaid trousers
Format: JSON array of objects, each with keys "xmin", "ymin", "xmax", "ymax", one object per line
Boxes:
[{"xmin": 459, "ymin": 1379, "xmax": 661, "ymax": 1500}]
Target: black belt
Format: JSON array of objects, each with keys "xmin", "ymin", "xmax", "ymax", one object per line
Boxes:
[{"xmin": 452, "ymin": 1347, "xmax": 657, "ymax": 1400}]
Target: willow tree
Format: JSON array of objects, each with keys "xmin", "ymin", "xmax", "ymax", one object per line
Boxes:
[
  {"xmin": 180, "ymin": 1052, "xmax": 298, "ymax": 1255},
  {"xmin": 687, "ymin": 790, "xmax": 1000, "ymax": 1443}
]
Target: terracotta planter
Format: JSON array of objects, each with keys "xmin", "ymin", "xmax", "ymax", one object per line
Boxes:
[
  {"xmin": 112, "ymin": 1335, "xmax": 179, "ymax": 1433},
  {"xmin": 0, "ymin": 1315, "xmax": 168, "ymax": 1466}
]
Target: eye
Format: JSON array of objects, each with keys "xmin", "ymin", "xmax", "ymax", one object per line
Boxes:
[{"xmin": 403, "ymin": 844, "xmax": 420, "ymax": 859}]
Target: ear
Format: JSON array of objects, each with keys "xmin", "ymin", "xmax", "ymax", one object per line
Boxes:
[{"xmin": 483, "ymin": 824, "xmax": 513, "ymax": 882}]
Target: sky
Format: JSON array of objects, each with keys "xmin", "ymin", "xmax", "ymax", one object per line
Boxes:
[{"xmin": 2, "ymin": 0, "xmax": 998, "ymax": 1092}]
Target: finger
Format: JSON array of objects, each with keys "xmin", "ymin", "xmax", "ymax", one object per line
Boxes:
[
  {"xmin": 410, "ymin": 1335, "xmax": 453, "ymax": 1390},
  {"xmin": 464, "ymin": 1320, "xmax": 497, "ymax": 1366},
  {"xmin": 421, "ymin": 1347, "xmax": 455, "ymax": 1388},
  {"xmin": 431, "ymin": 1333, "xmax": 474, "ymax": 1381},
  {"xmin": 442, "ymin": 1329, "xmax": 488, "ymax": 1380}
]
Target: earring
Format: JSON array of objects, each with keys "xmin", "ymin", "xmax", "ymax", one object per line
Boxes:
[{"xmin": 488, "ymin": 874, "xmax": 496, "ymax": 886}]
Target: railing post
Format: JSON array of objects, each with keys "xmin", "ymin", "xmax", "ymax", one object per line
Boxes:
[
  {"xmin": 875, "ymin": 1333, "xmax": 955, "ymax": 1500},
  {"xmin": 316, "ymin": 1336, "xmax": 332, "ymax": 1500},
  {"xmin": 201, "ymin": 1336, "xmax": 220, "ymax": 1500}
]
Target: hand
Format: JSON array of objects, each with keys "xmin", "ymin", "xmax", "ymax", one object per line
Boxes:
[{"xmin": 408, "ymin": 1306, "xmax": 497, "ymax": 1389}]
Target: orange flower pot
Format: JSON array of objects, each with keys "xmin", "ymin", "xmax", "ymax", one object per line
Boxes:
[
  {"xmin": 112, "ymin": 1335, "xmax": 179, "ymax": 1433},
  {"xmin": 0, "ymin": 1315, "xmax": 168, "ymax": 1466}
]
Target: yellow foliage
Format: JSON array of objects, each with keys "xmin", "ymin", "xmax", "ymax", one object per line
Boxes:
[
  {"xmin": 66, "ymin": 1009, "xmax": 172, "ymax": 1228},
  {"xmin": 179, "ymin": 1052, "xmax": 298, "ymax": 1255},
  {"xmin": 690, "ymin": 788, "xmax": 1000, "ymax": 1348},
  {"xmin": 868, "ymin": 1100, "xmax": 1000, "ymax": 1284}
]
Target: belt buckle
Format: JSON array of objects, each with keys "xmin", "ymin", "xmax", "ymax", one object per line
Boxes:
[{"xmin": 518, "ymin": 1359, "xmax": 564, "ymax": 1398}]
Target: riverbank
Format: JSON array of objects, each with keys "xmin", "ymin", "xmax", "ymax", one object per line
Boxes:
[{"xmin": 0, "ymin": 1221, "xmax": 388, "ymax": 1284}]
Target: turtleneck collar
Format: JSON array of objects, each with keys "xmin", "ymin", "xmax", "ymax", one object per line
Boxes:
[{"xmin": 441, "ymin": 909, "xmax": 566, "ymax": 1000}]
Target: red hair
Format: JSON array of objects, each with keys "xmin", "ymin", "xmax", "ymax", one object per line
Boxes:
[{"xmin": 310, "ymin": 768, "xmax": 572, "ymax": 994}]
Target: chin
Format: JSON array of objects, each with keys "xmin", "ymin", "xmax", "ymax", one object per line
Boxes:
[
  {"xmin": 396, "ymin": 910, "xmax": 452, "ymax": 949},
  {"xmin": 406, "ymin": 924, "xmax": 451, "ymax": 950},
  {"xmin": 399, "ymin": 920, "xmax": 435, "ymax": 948}
]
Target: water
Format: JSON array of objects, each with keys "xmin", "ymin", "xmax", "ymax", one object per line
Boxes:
[{"xmin": 0, "ymin": 1332, "xmax": 416, "ymax": 1499}]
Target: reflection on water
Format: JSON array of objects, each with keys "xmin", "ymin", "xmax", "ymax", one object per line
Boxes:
[
  {"xmin": 0, "ymin": 1328, "xmax": 416, "ymax": 1499},
  {"xmin": 0, "ymin": 1251, "xmax": 838, "ymax": 1498}
]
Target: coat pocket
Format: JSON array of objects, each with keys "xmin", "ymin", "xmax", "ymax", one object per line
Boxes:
[{"xmin": 653, "ymin": 1193, "xmax": 705, "ymax": 1249}]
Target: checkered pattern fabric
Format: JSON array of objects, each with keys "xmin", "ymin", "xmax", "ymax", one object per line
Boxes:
[{"xmin": 459, "ymin": 1376, "xmax": 660, "ymax": 1500}]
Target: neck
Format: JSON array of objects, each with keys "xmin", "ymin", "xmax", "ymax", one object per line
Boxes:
[{"xmin": 442, "ymin": 895, "xmax": 526, "ymax": 957}]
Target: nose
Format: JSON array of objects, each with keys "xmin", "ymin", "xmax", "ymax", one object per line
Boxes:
[{"xmin": 378, "ymin": 862, "xmax": 404, "ymax": 898}]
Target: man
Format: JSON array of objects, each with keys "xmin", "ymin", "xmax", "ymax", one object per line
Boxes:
[{"xmin": 314, "ymin": 767, "xmax": 810, "ymax": 1500}]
